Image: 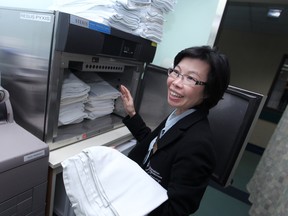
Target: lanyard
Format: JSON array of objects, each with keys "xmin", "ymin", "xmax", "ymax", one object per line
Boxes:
[{"xmin": 142, "ymin": 132, "xmax": 160, "ymax": 167}]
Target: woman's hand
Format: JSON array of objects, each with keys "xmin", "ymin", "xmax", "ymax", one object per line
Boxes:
[{"xmin": 120, "ymin": 85, "xmax": 136, "ymax": 117}]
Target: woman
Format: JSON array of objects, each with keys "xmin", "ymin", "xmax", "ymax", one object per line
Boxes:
[{"xmin": 120, "ymin": 46, "xmax": 230, "ymax": 216}]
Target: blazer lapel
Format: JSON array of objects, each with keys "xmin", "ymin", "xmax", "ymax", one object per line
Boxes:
[{"xmin": 156, "ymin": 110, "xmax": 208, "ymax": 150}]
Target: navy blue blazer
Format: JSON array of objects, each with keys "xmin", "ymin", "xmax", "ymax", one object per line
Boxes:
[{"xmin": 123, "ymin": 109, "xmax": 216, "ymax": 216}]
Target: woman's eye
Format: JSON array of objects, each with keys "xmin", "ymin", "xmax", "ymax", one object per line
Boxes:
[
  {"xmin": 186, "ymin": 75, "xmax": 194, "ymax": 81},
  {"xmin": 174, "ymin": 71, "xmax": 180, "ymax": 76}
]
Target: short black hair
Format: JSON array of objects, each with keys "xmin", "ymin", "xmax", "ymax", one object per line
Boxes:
[{"xmin": 173, "ymin": 46, "xmax": 230, "ymax": 110}]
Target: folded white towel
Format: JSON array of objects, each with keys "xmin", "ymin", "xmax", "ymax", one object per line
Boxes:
[
  {"xmin": 85, "ymin": 104, "xmax": 114, "ymax": 113},
  {"xmin": 85, "ymin": 108, "xmax": 114, "ymax": 120},
  {"xmin": 61, "ymin": 73, "xmax": 90, "ymax": 99},
  {"xmin": 88, "ymin": 81, "xmax": 121, "ymax": 99},
  {"xmin": 62, "ymin": 146, "xmax": 168, "ymax": 216},
  {"xmin": 59, "ymin": 102, "xmax": 85, "ymax": 114},
  {"xmin": 60, "ymin": 94, "xmax": 89, "ymax": 106},
  {"xmin": 58, "ymin": 109, "xmax": 88, "ymax": 125},
  {"xmin": 48, "ymin": 0, "xmax": 176, "ymax": 43},
  {"xmin": 86, "ymin": 98, "xmax": 114, "ymax": 107}
]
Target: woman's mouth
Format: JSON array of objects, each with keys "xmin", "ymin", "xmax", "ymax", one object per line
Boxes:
[{"xmin": 170, "ymin": 90, "xmax": 183, "ymax": 98}]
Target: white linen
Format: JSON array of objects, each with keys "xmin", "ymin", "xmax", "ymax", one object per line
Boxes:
[
  {"xmin": 61, "ymin": 73, "xmax": 90, "ymax": 101},
  {"xmin": 85, "ymin": 108, "xmax": 115, "ymax": 120},
  {"xmin": 59, "ymin": 73, "xmax": 90, "ymax": 126},
  {"xmin": 85, "ymin": 100, "xmax": 114, "ymax": 112},
  {"xmin": 58, "ymin": 102, "xmax": 88, "ymax": 126},
  {"xmin": 48, "ymin": 0, "xmax": 177, "ymax": 43},
  {"xmin": 84, "ymin": 81, "xmax": 121, "ymax": 120},
  {"xmin": 88, "ymin": 81, "xmax": 121, "ymax": 99},
  {"xmin": 62, "ymin": 146, "xmax": 168, "ymax": 216}
]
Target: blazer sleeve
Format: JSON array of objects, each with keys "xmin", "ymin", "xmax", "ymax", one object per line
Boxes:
[{"xmin": 122, "ymin": 113, "xmax": 152, "ymax": 142}]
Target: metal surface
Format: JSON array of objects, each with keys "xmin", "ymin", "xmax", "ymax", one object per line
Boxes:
[
  {"xmin": 0, "ymin": 8, "xmax": 54, "ymax": 139},
  {"xmin": 137, "ymin": 64, "xmax": 173, "ymax": 129},
  {"xmin": 209, "ymin": 86, "xmax": 265, "ymax": 187},
  {"xmin": 0, "ymin": 86, "xmax": 13, "ymax": 123},
  {"xmin": 208, "ymin": 0, "xmax": 227, "ymax": 46},
  {"xmin": 46, "ymin": 52, "xmax": 144, "ymax": 150},
  {"xmin": 0, "ymin": 7, "xmax": 155, "ymax": 150},
  {"xmin": 0, "ymin": 122, "xmax": 49, "ymax": 215}
]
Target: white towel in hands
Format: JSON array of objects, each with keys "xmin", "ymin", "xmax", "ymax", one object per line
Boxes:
[{"xmin": 62, "ymin": 146, "xmax": 168, "ymax": 216}]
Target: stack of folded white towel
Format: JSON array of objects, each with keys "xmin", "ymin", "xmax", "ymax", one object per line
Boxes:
[
  {"xmin": 59, "ymin": 72, "xmax": 121, "ymax": 126},
  {"xmin": 85, "ymin": 81, "xmax": 121, "ymax": 120},
  {"xmin": 59, "ymin": 73, "xmax": 90, "ymax": 126},
  {"xmin": 48, "ymin": 0, "xmax": 177, "ymax": 43},
  {"xmin": 49, "ymin": 0, "xmax": 116, "ymax": 24}
]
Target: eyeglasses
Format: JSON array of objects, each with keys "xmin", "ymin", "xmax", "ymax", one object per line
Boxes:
[{"xmin": 167, "ymin": 68, "xmax": 207, "ymax": 86}]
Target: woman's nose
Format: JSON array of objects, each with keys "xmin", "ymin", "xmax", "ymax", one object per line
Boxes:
[{"xmin": 172, "ymin": 76, "xmax": 184, "ymax": 86}]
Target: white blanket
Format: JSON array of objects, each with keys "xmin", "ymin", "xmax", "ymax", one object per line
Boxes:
[{"xmin": 62, "ymin": 146, "xmax": 168, "ymax": 216}]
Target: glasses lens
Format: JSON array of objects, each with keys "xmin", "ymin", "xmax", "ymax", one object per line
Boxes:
[
  {"xmin": 168, "ymin": 68, "xmax": 173, "ymax": 75},
  {"xmin": 168, "ymin": 68, "xmax": 206, "ymax": 86}
]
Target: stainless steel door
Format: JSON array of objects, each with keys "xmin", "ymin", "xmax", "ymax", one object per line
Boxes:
[
  {"xmin": 136, "ymin": 64, "xmax": 173, "ymax": 129},
  {"xmin": 0, "ymin": 7, "xmax": 55, "ymax": 139}
]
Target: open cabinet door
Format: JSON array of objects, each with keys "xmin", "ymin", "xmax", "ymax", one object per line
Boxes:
[
  {"xmin": 136, "ymin": 64, "xmax": 173, "ymax": 129},
  {"xmin": 137, "ymin": 64, "xmax": 265, "ymax": 187},
  {"xmin": 208, "ymin": 86, "xmax": 265, "ymax": 187}
]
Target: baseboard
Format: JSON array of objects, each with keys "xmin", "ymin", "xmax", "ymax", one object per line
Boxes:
[{"xmin": 245, "ymin": 143, "xmax": 265, "ymax": 156}]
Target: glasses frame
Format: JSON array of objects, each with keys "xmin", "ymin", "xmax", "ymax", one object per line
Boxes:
[{"xmin": 167, "ymin": 68, "xmax": 207, "ymax": 86}]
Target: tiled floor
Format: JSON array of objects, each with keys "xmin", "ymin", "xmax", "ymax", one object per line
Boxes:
[
  {"xmin": 193, "ymin": 186, "xmax": 251, "ymax": 216},
  {"xmin": 192, "ymin": 148, "xmax": 262, "ymax": 216}
]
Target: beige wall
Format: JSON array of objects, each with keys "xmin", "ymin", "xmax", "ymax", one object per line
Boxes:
[
  {"xmin": 217, "ymin": 29, "xmax": 288, "ymax": 148},
  {"xmin": 153, "ymin": 0, "xmax": 226, "ymax": 67}
]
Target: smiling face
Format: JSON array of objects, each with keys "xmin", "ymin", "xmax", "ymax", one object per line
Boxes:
[{"xmin": 167, "ymin": 57, "xmax": 210, "ymax": 115}]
